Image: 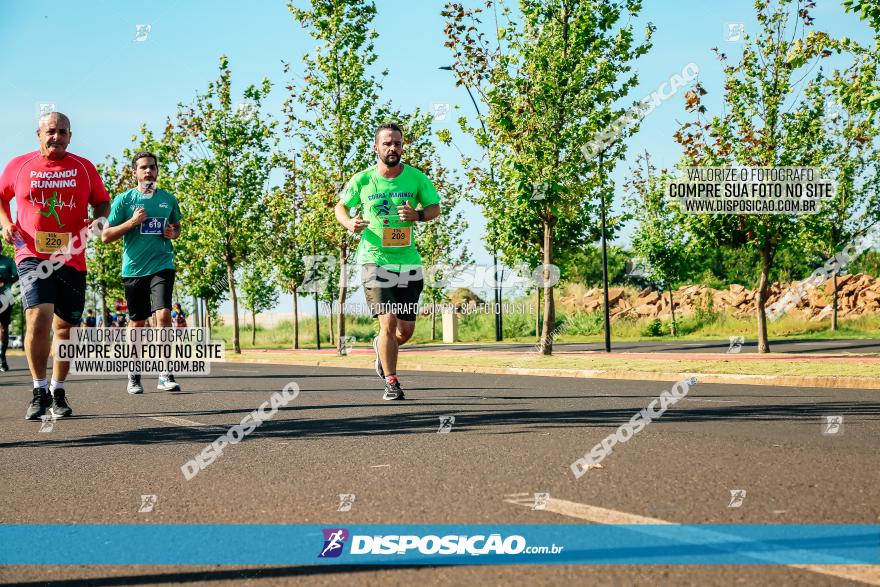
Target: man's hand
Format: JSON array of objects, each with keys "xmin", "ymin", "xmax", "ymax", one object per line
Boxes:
[
  {"xmin": 164, "ymin": 223, "xmax": 181, "ymax": 239},
  {"xmin": 348, "ymin": 209, "xmax": 368, "ymax": 234},
  {"xmin": 128, "ymin": 208, "xmax": 148, "ymax": 228},
  {"xmin": 397, "ymin": 200, "xmax": 418, "ymax": 222},
  {"xmin": 1, "ymin": 224, "xmax": 22, "ymax": 245}
]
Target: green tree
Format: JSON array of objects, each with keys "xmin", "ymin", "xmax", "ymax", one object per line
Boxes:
[
  {"xmin": 406, "ymin": 114, "xmax": 472, "ymax": 339},
  {"xmin": 90, "ymin": 158, "xmax": 127, "ymax": 323},
  {"xmin": 241, "ymin": 261, "xmax": 279, "ymax": 346},
  {"xmin": 266, "ymin": 155, "xmax": 308, "ymax": 348},
  {"xmin": 175, "ymin": 55, "xmax": 277, "ymax": 353},
  {"xmin": 674, "ymin": 0, "xmax": 846, "ymax": 352},
  {"xmin": 285, "ymin": 0, "xmax": 390, "ymax": 354},
  {"xmin": 625, "ymin": 152, "xmax": 696, "ymax": 335},
  {"xmin": 812, "ymin": 50, "xmax": 880, "ymax": 329},
  {"xmin": 442, "ymin": 0, "xmax": 653, "ymax": 354}
]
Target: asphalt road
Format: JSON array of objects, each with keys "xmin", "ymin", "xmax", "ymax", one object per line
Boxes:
[
  {"xmin": 0, "ymin": 356, "xmax": 878, "ymax": 586},
  {"xmin": 404, "ymin": 338, "xmax": 880, "ymax": 355}
]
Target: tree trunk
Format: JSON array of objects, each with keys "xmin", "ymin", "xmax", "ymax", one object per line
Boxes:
[
  {"xmin": 328, "ymin": 302, "xmax": 335, "ymax": 346},
  {"xmin": 539, "ymin": 220, "xmax": 555, "ymax": 355},
  {"xmin": 831, "ymin": 273, "xmax": 838, "ymax": 331},
  {"xmin": 668, "ymin": 289, "xmax": 677, "ymax": 337},
  {"xmin": 535, "ymin": 288, "xmax": 541, "ymax": 339},
  {"xmin": 756, "ymin": 246, "xmax": 772, "ymax": 353},
  {"xmin": 205, "ymin": 294, "xmax": 212, "ymax": 334},
  {"xmin": 431, "ymin": 301, "xmax": 436, "ymax": 340},
  {"xmin": 99, "ymin": 283, "xmax": 108, "ymax": 327},
  {"xmin": 292, "ymin": 288, "xmax": 299, "ymax": 350},
  {"xmin": 226, "ymin": 258, "xmax": 241, "ymax": 354},
  {"xmin": 251, "ymin": 309, "xmax": 256, "ymax": 346},
  {"xmin": 336, "ymin": 247, "xmax": 347, "ymax": 354}
]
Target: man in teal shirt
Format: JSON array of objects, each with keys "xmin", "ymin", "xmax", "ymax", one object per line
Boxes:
[
  {"xmin": 334, "ymin": 122, "xmax": 441, "ymax": 401},
  {"xmin": 0, "ymin": 243, "xmax": 18, "ymax": 372},
  {"xmin": 102, "ymin": 152, "xmax": 183, "ymax": 393}
]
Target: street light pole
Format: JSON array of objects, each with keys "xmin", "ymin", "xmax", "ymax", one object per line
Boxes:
[
  {"xmin": 598, "ymin": 149, "xmax": 611, "ymax": 353},
  {"xmin": 440, "ymin": 66, "xmax": 502, "ymax": 342}
]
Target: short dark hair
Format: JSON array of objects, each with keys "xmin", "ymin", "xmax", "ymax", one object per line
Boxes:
[
  {"xmin": 131, "ymin": 151, "xmax": 158, "ymax": 170},
  {"xmin": 374, "ymin": 123, "xmax": 403, "ymax": 142}
]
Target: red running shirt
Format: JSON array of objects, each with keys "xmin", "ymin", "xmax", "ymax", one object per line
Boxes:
[{"xmin": 0, "ymin": 151, "xmax": 110, "ymax": 271}]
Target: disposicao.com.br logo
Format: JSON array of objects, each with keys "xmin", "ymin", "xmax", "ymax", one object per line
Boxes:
[{"xmin": 318, "ymin": 529, "xmax": 563, "ymax": 558}]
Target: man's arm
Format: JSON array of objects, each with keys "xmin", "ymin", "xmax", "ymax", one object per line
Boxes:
[
  {"xmin": 334, "ymin": 200, "xmax": 368, "ymax": 234},
  {"xmin": 421, "ymin": 203, "xmax": 441, "ymax": 221},
  {"xmin": 0, "ymin": 202, "xmax": 16, "ymax": 244},
  {"xmin": 397, "ymin": 202, "xmax": 441, "ymax": 222},
  {"xmin": 102, "ymin": 206, "xmax": 146, "ymax": 243}
]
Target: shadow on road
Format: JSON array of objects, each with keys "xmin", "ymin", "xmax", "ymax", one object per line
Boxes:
[
  {"xmin": 4, "ymin": 565, "xmax": 425, "ymax": 586},
  {"xmin": 3, "ymin": 399, "xmax": 878, "ymax": 449}
]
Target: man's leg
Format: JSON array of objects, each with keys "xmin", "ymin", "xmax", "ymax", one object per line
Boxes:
[
  {"xmin": 22, "ymin": 304, "xmax": 54, "ymax": 420},
  {"xmin": 395, "ymin": 319, "xmax": 416, "ymax": 346},
  {"xmin": 50, "ymin": 314, "xmax": 76, "ymax": 383},
  {"xmin": 0, "ymin": 310, "xmax": 10, "ymax": 370},
  {"xmin": 48, "ymin": 265, "xmax": 87, "ymax": 416},
  {"xmin": 377, "ymin": 312, "xmax": 399, "ymax": 376},
  {"xmin": 153, "ymin": 270, "xmax": 180, "ymax": 391},
  {"xmin": 25, "ymin": 304, "xmax": 54, "ymax": 383}
]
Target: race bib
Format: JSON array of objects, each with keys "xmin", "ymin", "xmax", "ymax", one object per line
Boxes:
[
  {"xmin": 140, "ymin": 218, "xmax": 166, "ymax": 235},
  {"xmin": 35, "ymin": 231, "xmax": 71, "ymax": 253},
  {"xmin": 382, "ymin": 226, "xmax": 411, "ymax": 248}
]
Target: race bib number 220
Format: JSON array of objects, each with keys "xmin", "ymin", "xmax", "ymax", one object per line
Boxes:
[{"xmin": 35, "ymin": 231, "xmax": 71, "ymax": 253}]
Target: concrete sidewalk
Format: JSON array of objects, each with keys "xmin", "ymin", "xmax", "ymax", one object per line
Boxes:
[{"xmin": 227, "ymin": 347, "xmax": 880, "ymax": 390}]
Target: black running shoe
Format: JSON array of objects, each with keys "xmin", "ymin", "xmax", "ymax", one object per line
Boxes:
[
  {"xmin": 50, "ymin": 388, "xmax": 73, "ymax": 418},
  {"xmin": 372, "ymin": 336, "xmax": 385, "ymax": 380},
  {"xmin": 382, "ymin": 379, "xmax": 405, "ymax": 401},
  {"xmin": 0, "ymin": 358, "xmax": 8, "ymax": 372},
  {"xmin": 25, "ymin": 387, "xmax": 51, "ymax": 420}
]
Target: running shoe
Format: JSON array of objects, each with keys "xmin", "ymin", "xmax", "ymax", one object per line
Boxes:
[
  {"xmin": 49, "ymin": 388, "xmax": 73, "ymax": 418},
  {"xmin": 127, "ymin": 373, "xmax": 144, "ymax": 395},
  {"xmin": 25, "ymin": 387, "xmax": 51, "ymax": 420},
  {"xmin": 372, "ymin": 336, "xmax": 385, "ymax": 380},
  {"xmin": 382, "ymin": 379, "xmax": 405, "ymax": 401},
  {"xmin": 157, "ymin": 374, "xmax": 181, "ymax": 391},
  {"xmin": 0, "ymin": 359, "xmax": 8, "ymax": 372}
]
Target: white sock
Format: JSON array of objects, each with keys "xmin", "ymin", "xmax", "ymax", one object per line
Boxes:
[
  {"xmin": 33, "ymin": 378, "xmax": 48, "ymax": 390},
  {"xmin": 50, "ymin": 379, "xmax": 64, "ymax": 394}
]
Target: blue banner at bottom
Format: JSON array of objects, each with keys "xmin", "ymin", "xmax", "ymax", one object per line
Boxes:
[{"xmin": 0, "ymin": 524, "xmax": 877, "ymax": 565}]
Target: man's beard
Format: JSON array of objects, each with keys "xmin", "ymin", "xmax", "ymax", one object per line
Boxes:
[{"xmin": 380, "ymin": 153, "xmax": 401, "ymax": 166}]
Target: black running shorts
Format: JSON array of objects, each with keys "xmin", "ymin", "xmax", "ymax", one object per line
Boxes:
[
  {"xmin": 124, "ymin": 269, "xmax": 175, "ymax": 321},
  {"xmin": 361, "ymin": 264, "xmax": 424, "ymax": 322}
]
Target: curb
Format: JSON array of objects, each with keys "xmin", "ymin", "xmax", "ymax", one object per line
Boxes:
[{"xmin": 227, "ymin": 355, "xmax": 880, "ymax": 390}]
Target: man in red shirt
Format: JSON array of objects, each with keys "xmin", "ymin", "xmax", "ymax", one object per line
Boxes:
[{"xmin": 0, "ymin": 112, "xmax": 111, "ymax": 420}]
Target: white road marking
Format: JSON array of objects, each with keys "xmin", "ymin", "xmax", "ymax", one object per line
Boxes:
[
  {"xmin": 370, "ymin": 464, "xmax": 391, "ymax": 468},
  {"xmin": 149, "ymin": 416, "xmax": 209, "ymax": 427},
  {"xmin": 504, "ymin": 494, "xmax": 880, "ymax": 585}
]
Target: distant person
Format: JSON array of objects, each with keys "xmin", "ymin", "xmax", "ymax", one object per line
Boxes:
[
  {"xmin": 83, "ymin": 308, "xmax": 96, "ymax": 328},
  {"xmin": 0, "ymin": 242, "xmax": 19, "ymax": 372},
  {"xmin": 171, "ymin": 302, "xmax": 187, "ymax": 328}
]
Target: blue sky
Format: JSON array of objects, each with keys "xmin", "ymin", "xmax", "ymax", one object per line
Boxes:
[{"xmin": 1, "ymin": 0, "xmax": 874, "ymax": 315}]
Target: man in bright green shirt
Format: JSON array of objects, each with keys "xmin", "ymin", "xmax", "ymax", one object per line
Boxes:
[
  {"xmin": 0, "ymin": 243, "xmax": 18, "ymax": 371},
  {"xmin": 102, "ymin": 152, "xmax": 183, "ymax": 394},
  {"xmin": 334, "ymin": 122, "xmax": 441, "ymax": 401}
]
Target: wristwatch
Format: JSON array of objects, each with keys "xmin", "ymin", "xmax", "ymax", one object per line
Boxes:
[{"xmin": 417, "ymin": 209, "xmax": 425, "ymax": 222}]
